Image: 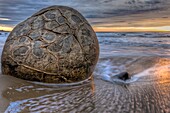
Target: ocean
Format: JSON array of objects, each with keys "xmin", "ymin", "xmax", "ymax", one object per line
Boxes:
[{"xmin": 0, "ymin": 32, "xmax": 170, "ymax": 112}]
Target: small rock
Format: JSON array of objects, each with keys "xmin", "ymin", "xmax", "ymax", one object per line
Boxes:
[{"xmin": 114, "ymin": 72, "xmax": 130, "ymax": 81}]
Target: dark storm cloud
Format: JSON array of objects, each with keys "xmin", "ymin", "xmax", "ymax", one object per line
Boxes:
[{"xmin": 0, "ymin": 0, "xmax": 169, "ymax": 26}]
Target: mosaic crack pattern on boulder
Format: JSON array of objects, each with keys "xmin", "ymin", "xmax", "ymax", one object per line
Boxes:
[{"xmin": 1, "ymin": 6, "xmax": 99, "ymax": 83}]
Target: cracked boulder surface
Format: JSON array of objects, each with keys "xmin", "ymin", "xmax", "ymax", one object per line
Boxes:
[{"xmin": 1, "ymin": 6, "xmax": 99, "ymax": 83}]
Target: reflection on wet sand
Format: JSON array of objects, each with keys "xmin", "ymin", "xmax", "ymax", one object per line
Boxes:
[
  {"xmin": 0, "ymin": 56, "xmax": 170, "ymax": 113},
  {"xmin": 155, "ymin": 58, "xmax": 170, "ymax": 81},
  {"xmin": 2, "ymin": 76, "xmax": 95, "ymax": 113}
]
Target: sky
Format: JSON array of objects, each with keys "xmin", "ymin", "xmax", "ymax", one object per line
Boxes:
[{"xmin": 0, "ymin": 0, "xmax": 170, "ymax": 32}]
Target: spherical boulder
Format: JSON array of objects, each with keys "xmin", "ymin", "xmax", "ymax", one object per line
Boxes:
[{"xmin": 1, "ymin": 6, "xmax": 99, "ymax": 83}]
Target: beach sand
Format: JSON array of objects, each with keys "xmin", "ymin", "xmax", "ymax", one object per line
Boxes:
[
  {"xmin": 0, "ymin": 56, "xmax": 170, "ymax": 113},
  {"xmin": 0, "ymin": 32, "xmax": 170, "ymax": 112}
]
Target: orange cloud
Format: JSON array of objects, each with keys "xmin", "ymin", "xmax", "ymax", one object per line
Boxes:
[
  {"xmin": 1, "ymin": 25, "xmax": 170, "ymax": 33},
  {"xmin": 0, "ymin": 26, "xmax": 13, "ymax": 31},
  {"xmin": 93, "ymin": 26, "xmax": 170, "ymax": 32}
]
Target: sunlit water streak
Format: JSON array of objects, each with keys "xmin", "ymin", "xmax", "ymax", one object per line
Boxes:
[{"xmin": 0, "ymin": 32, "xmax": 170, "ymax": 112}]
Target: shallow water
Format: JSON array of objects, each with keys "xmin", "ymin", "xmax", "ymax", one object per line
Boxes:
[{"xmin": 0, "ymin": 32, "xmax": 170, "ymax": 113}]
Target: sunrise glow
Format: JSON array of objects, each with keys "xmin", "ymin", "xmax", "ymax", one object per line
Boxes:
[
  {"xmin": 93, "ymin": 26, "xmax": 170, "ymax": 32},
  {"xmin": 0, "ymin": 26, "xmax": 13, "ymax": 31},
  {"xmin": 1, "ymin": 26, "xmax": 170, "ymax": 32}
]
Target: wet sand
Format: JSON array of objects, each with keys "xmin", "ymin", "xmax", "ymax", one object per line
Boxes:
[
  {"xmin": 1, "ymin": 56, "xmax": 170, "ymax": 113},
  {"xmin": 1, "ymin": 32, "xmax": 170, "ymax": 112}
]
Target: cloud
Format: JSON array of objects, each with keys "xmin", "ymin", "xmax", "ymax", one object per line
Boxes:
[
  {"xmin": 0, "ymin": 0, "xmax": 169, "ymax": 28},
  {"xmin": 0, "ymin": 0, "xmax": 57, "ymax": 25}
]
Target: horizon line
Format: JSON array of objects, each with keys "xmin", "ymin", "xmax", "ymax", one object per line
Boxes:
[{"xmin": 0, "ymin": 26, "xmax": 170, "ymax": 33}]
